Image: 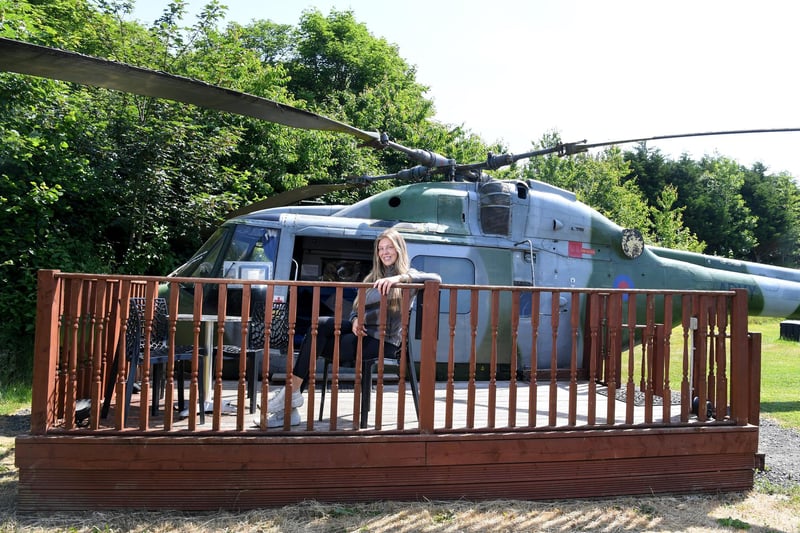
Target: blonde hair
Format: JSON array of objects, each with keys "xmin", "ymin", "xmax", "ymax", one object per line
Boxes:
[{"xmin": 361, "ymin": 228, "xmax": 409, "ymax": 314}]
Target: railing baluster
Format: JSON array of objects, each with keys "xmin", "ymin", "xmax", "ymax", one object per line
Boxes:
[
  {"xmin": 259, "ymin": 284, "xmax": 276, "ymax": 421},
  {"xmin": 285, "ymin": 285, "xmax": 300, "ymax": 431},
  {"xmin": 164, "ymin": 282, "xmax": 180, "ymax": 431},
  {"xmin": 445, "ymin": 289, "xmax": 457, "ymax": 429},
  {"xmin": 716, "ymin": 295, "xmax": 728, "ymax": 421},
  {"xmin": 695, "ymin": 295, "xmax": 710, "ymax": 422},
  {"xmin": 568, "ymin": 292, "xmax": 580, "ymax": 426},
  {"xmin": 305, "ymin": 286, "xmax": 320, "ymax": 431},
  {"xmin": 548, "ymin": 290, "xmax": 559, "ymax": 427},
  {"xmin": 508, "ymin": 290, "xmax": 520, "ymax": 428},
  {"xmin": 644, "ymin": 294, "xmax": 655, "ymax": 424},
  {"xmin": 528, "ymin": 291, "xmax": 540, "ymax": 428},
  {"xmin": 63, "ymin": 278, "xmax": 83, "ymax": 430},
  {"xmin": 395, "ymin": 290, "xmax": 412, "ymax": 430},
  {"xmin": 661, "ymin": 294, "xmax": 673, "ymax": 424},
  {"xmin": 706, "ymin": 298, "xmax": 718, "ymax": 420},
  {"xmin": 606, "ymin": 293, "xmax": 621, "ymax": 425},
  {"xmin": 89, "ymin": 279, "xmax": 109, "ymax": 430},
  {"xmin": 625, "ymin": 293, "xmax": 636, "ymax": 425},
  {"xmin": 114, "ymin": 280, "xmax": 132, "ymax": 430},
  {"xmin": 99, "ymin": 279, "xmax": 120, "ymax": 422},
  {"xmin": 374, "ymin": 292, "xmax": 388, "ymax": 431},
  {"xmin": 488, "ymin": 290, "xmax": 499, "ymax": 428},
  {"xmin": 467, "ymin": 289, "xmax": 479, "ymax": 429},
  {"xmin": 77, "ymin": 279, "xmax": 93, "ymax": 401},
  {"xmin": 138, "ymin": 288, "xmax": 156, "ymax": 430},
  {"xmin": 234, "ymin": 285, "xmax": 250, "ymax": 431},
  {"xmin": 329, "ymin": 286, "xmax": 349, "ymax": 431},
  {"xmin": 587, "ymin": 292, "xmax": 599, "ymax": 427},
  {"xmin": 188, "ymin": 283, "xmax": 204, "ymax": 430},
  {"xmin": 680, "ymin": 294, "xmax": 692, "ymax": 422}
]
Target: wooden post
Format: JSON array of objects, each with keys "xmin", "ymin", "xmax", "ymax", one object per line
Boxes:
[
  {"xmin": 729, "ymin": 288, "xmax": 750, "ymax": 425},
  {"xmin": 652, "ymin": 324, "xmax": 665, "ymax": 397},
  {"xmin": 418, "ymin": 280, "xmax": 440, "ymax": 433},
  {"xmin": 748, "ymin": 332, "xmax": 762, "ymax": 426},
  {"xmin": 31, "ymin": 270, "xmax": 61, "ymax": 434}
]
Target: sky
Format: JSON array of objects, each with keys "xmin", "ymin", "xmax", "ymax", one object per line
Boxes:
[{"xmin": 131, "ymin": 0, "xmax": 800, "ymax": 177}]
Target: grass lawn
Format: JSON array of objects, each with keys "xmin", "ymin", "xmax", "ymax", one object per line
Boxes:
[
  {"xmin": 749, "ymin": 316, "xmax": 800, "ymax": 428},
  {"xmin": 0, "ymin": 383, "xmax": 30, "ymax": 417}
]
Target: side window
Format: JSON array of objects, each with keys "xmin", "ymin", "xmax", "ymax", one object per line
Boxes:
[{"xmin": 411, "ymin": 255, "xmax": 474, "ymax": 314}]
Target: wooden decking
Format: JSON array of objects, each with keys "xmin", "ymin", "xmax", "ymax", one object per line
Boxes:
[
  {"xmin": 16, "ymin": 270, "xmax": 762, "ymax": 511},
  {"xmin": 17, "ymin": 378, "xmax": 759, "ymax": 511}
]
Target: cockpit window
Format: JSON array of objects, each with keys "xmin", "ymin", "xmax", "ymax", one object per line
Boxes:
[
  {"xmin": 170, "ymin": 227, "xmax": 228, "ymax": 277},
  {"xmin": 221, "ymin": 226, "xmax": 279, "ymax": 281},
  {"xmin": 170, "ymin": 225, "xmax": 279, "ymax": 279}
]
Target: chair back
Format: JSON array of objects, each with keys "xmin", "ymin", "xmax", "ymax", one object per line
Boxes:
[
  {"xmin": 126, "ymin": 297, "xmax": 170, "ymax": 361},
  {"xmin": 245, "ymin": 297, "xmax": 290, "ymax": 352}
]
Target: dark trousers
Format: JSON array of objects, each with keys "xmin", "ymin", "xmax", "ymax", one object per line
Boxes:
[{"xmin": 293, "ymin": 316, "xmax": 398, "ymax": 390}]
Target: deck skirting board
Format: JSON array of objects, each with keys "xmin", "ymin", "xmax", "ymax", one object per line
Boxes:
[{"xmin": 15, "ymin": 426, "xmax": 758, "ymax": 511}]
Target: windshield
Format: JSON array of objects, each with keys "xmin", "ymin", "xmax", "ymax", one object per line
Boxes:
[{"xmin": 171, "ymin": 225, "xmax": 280, "ymax": 280}]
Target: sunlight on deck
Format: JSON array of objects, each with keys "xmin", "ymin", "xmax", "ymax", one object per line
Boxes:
[{"xmin": 116, "ymin": 378, "xmax": 686, "ymax": 433}]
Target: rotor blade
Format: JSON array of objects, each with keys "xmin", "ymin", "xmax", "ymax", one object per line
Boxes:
[
  {"xmin": 0, "ymin": 37, "xmax": 381, "ymax": 145},
  {"xmin": 228, "ymin": 183, "xmax": 360, "ymax": 217},
  {"xmin": 452, "ymin": 128, "xmax": 800, "ymax": 178},
  {"xmin": 579, "ymin": 128, "xmax": 800, "ymax": 151}
]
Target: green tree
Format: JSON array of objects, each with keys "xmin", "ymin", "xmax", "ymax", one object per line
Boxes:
[
  {"xmin": 0, "ymin": 0, "xmax": 488, "ymax": 384},
  {"xmin": 0, "ymin": 0, "xmax": 130, "ymax": 381},
  {"xmin": 741, "ymin": 164, "xmax": 800, "ymax": 266},
  {"xmin": 625, "ymin": 146, "xmax": 800, "ymax": 262},
  {"xmin": 650, "ymin": 184, "xmax": 705, "ymax": 252},
  {"xmin": 624, "ymin": 143, "xmax": 673, "ymax": 204},
  {"xmin": 0, "ymin": 0, "xmax": 252, "ymax": 380},
  {"xmin": 681, "ymin": 156, "xmax": 757, "ymax": 257},
  {"xmin": 286, "ymin": 10, "xmax": 443, "ymax": 176}
]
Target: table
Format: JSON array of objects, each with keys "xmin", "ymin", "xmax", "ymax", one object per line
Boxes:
[{"xmin": 176, "ymin": 314, "xmax": 242, "ymax": 417}]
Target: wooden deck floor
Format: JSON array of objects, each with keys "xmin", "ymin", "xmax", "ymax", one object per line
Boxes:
[{"xmin": 109, "ymin": 376, "xmax": 688, "ymax": 434}]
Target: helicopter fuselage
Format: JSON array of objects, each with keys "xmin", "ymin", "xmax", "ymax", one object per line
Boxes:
[{"xmin": 170, "ymin": 178, "xmax": 800, "ymax": 376}]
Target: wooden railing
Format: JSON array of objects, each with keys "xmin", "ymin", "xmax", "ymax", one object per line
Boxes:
[{"xmin": 31, "ymin": 269, "xmax": 758, "ymax": 435}]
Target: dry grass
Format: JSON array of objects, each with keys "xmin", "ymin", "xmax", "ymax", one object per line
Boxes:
[{"xmin": 0, "ymin": 437, "xmax": 797, "ymax": 532}]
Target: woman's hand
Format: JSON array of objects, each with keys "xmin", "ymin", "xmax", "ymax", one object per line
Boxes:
[
  {"xmin": 373, "ymin": 274, "xmax": 405, "ymax": 295},
  {"xmin": 351, "ymin": 316, "xmax": 366, "ymax": 336}
]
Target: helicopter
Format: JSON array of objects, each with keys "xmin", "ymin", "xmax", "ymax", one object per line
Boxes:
[{"xmin": 3, "ymin": 37, "xmax": 800, "ymax": 379}]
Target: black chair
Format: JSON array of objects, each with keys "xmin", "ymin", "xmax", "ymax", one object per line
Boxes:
[
  {"xmin": 317, "ymin": 297, "xmax": 423, "ymax": 429},
  {"xmin": 318, "ymin": 341, "xmax": 420, "ymax": 428},
  {"xmin": 102, "ymin": 297, "xmax": 206, "ymax": 424},
  {"xmin": 214, "ymin": 299, "xmax": 289, "ymax": 413}
]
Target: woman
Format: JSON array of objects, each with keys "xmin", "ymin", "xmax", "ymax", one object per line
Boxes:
[{"xmin": 261, "ymin": 228, "xmax": 441, "ymax": 427}]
